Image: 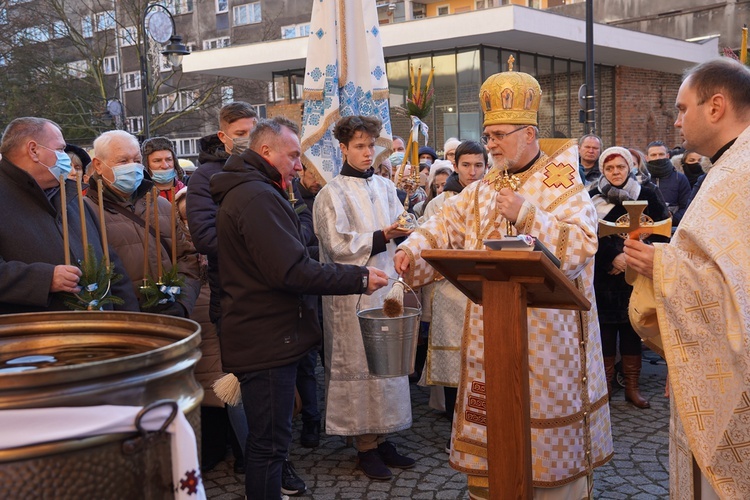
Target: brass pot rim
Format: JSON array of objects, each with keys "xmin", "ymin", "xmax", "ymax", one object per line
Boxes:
[{"xmin": 0, "ymin": 311, "xmax": 201, "ymax": 388}]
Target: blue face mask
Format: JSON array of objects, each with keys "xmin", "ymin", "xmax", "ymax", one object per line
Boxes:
[
  {"xmin": 38, "ymin": 145, "xmax": 73, "ymax": 181},
  {"xmin": 150, "ymin": 168, "xmax": 176, "ymax": 184},
  {"xmin": 106, "ymin": 162, "xmax": 144, "ymax": 195}
]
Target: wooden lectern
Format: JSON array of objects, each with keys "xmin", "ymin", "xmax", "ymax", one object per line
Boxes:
[{"xmin": 421, "ymin": 249, "xmax": 591, "ymax": 499}]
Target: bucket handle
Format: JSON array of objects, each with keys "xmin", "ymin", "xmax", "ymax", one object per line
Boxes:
[
  {"xmin": 356, "ymin": 276, "xmax": 421, "ymax": 313},
  {"xmin": 134, "ymin": 399, "xmax": 179, "ymax": 435}
]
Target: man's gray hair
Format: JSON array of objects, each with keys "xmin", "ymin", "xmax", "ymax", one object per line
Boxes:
[
  {"xmin": 93, "ymin": 130, "xmax": 140, "ymax": 162},
  {"xmin": 249, "ymin": 117, "xmax": 298, "ymax": 151},
  {"xmin": 0, "ymin": 117, "xmax": 60, "ymax": 156}
]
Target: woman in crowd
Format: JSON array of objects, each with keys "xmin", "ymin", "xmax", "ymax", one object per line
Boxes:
[
  {"xmin": 589, "ymin": 146, "xmax": 670, "ymax": 409},
  {"xmin": 142, "ymin": 136, "xmax": 186, "ymax": 201}
]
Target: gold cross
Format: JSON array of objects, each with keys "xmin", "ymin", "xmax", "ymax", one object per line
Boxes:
[
  {"xmin": 685, "ymin": 396, "xmax": 714, "ymax": 431},
  {"xmin": 706, "ymin": 358, "xmax": 733, "ymax": 394},
  {"xmin": 597, "ymin": 200, "xmax": 672, "ymax": 284},
  {"xmin": 716, "ymin": 430, "xmax": 750, "ymax": 463},
  {"xmin": 735, "ymin": 392, "xmax": 750, "ymax": 414},
  {"xmin": 672, "ymin": 329, "xmax": 699, "ymax": 362},
  {"xmin": 684, "ymin": 290, "xmax": 720, "ymax": 324},
  {"xmin": 705, "ymin": 466, "xmax": 735, "ymax": 486},
  {"xmin": 708, "ymin": 194, "xmax": 738, "ymax": 221},
  {"xmin": 711, "ymin": 238, "xmax": 740, "ymax": 265},
  {"xmin": 543, "ymin": 162, "xmax": 575, "ymax": 189}
]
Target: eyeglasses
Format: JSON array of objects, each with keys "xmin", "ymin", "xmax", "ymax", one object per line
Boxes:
[{"xmin": 480, "ymin": 126, "xmax": 527, "ymax": 145}]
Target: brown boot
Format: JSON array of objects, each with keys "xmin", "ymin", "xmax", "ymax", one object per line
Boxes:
[
  {"xmin": 622, "ymin": 355, "xmax": 650, "ymax": 408},
  {"xmin": 604, "ymin": 356, "xmax": 616, "ymax": 399}
]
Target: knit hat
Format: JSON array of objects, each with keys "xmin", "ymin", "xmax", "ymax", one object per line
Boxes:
[
  {"xmin": 418, "ymin": 146, "xmax": 437, "ymax": 162},
  {"xmin": 443, "ymin": 138, "xmax": 461, "ymax": 158},
  {"xmin": 427, "ymin": 159, "xmax": 454, "ymax": 189},
  {"xmin": 141, "ymin": 136, "xmax": 184, "ymax": 179}
]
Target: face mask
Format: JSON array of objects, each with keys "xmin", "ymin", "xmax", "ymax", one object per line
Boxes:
[
  {"xmin": 106, "ymin": 162, "xmax": 144, "ymax": 195},
  {"xmin": 231, "ymin": 136, "xmax": 250, "ymax": 155},
  {"xmin": 38, "ymin": 145, "xmax": 73, "ymax": 181},
  {"xmin": 150, "ymin": 168, "xmax": 176, "ymax": 184}
]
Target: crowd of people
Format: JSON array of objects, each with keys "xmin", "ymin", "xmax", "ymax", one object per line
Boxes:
[{"xmin": 1, "ymin": 56, "xmax": 747, "ymax": 500}]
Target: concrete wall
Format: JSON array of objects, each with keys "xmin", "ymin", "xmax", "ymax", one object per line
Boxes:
[{"xmin": 549, "ymin": 0, "xmax": 746, "ymax": 50}]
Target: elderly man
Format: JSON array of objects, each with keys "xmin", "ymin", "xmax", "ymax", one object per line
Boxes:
[
  {"xmin": 625, "ymin": 58, "xmax": 750, "ymax": 499},
  {"xmin": 578, "ymin": 133, "xmax": 602, "ymax": 185},
  {"xmin": 395, "ymin": 66, "xmax": 613, "ymax": 499},
  {"xmin": 0, "ymin": 117, "xmax": 137, "ymax": 314},
  {"xmin": 210, "ymin": 118, "xmax": 388, "ymax": 500},
  {"xmin": 86, "ymin": 130, "xmax": 200, "ymax": 317}
]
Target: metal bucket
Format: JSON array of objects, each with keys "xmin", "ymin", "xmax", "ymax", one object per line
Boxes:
[
  {"xmin": 357, "ymin": 286, "xmax": 421, "ymax": 377},
  {"xmin": 0, "ymin": 311, "xmax": 203, "ymax": 499}
]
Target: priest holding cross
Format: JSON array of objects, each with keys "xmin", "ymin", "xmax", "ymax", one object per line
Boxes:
[{"xmin": 395, "ymin": 63, "xmax": 613, "ymax": 499}]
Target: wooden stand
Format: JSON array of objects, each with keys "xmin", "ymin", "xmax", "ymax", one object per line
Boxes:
[{"xmin": 421, "ymin": 249, "xmax": 590, "ymax": 499}]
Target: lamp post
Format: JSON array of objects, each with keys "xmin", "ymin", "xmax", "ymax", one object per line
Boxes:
[{"xmin": 140, "ymin": 3, "xmax": 190, "ymax": 139}]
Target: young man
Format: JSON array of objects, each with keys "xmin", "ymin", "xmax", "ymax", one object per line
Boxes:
[
  {"xmin": 625, "ymin": 57, "xmax": 750, "ymax": 499},
  {"xmin": 314, "ymin": 115, "xmax": 416, "ymax": 480},
  {"xmin": 210, "ymin": 117, "xmax": 388, "ymax": 499}
]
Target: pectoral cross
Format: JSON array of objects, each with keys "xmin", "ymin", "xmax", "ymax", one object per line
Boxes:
[{"xmin": 598, "ymin": 200, "xmax": 672, "ymax": 284}]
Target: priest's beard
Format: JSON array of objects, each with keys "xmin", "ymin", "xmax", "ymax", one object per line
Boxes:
[{"xmin": 493, "ymin": 141, "xmax": 527, "ymax": 174}]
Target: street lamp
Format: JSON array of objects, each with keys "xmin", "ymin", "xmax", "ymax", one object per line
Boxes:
[{"xmin": 140, "ymin": 3, "xmax": 190, "ymax": 139}]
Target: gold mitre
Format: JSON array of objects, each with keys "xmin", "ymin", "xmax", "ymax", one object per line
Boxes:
[{"xmin": 480, "ymin": 55, "xmax": 542, "ymax": 126}]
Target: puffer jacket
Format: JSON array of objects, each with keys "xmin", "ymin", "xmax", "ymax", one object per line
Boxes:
[{"xmin": 86, "ymin": 174, "xmax": 201, "ymax": 315}]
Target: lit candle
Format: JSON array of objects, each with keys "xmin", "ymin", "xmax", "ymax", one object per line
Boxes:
[
  {"xmin": 170, "ymin": 186, "xmax": 177, "ymax": 268},
  {"xmin": 76, "ymin": 173, "xmax": 88, "ymax": 265},
  {"xmin": 97, "ymin": 181, "xmax": 109, "ymax": 269},
  {"xmin": 153, "ymin": 187, "xmax": 162, "ymax": 281},
  {"xmin": 143, "ymin": 191, "xmax": 150, "ymax": 282},
  {"xmin": 59, "ymin": 175, "xmax": 70, "ymax": 266}
]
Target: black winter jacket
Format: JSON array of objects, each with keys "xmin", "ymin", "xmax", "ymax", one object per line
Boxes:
[
  {"xmin": 589, "ymin": 184, "xmax": 670, "ymax": 323},
  {"xmin": 209, "ymin": 149, "xmax": 369, "ymax": 372}
]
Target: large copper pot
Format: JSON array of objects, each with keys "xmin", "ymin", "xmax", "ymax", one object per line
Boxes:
[{"xmin": 0, "ymin": 311, "xmax": 203, "ymax": 499}]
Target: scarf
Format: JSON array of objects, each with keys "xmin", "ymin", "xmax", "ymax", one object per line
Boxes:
[
  {"xmin": 340, "ymin": 162, "xmax": 374, "ymax": 179},
  {"xmin": 592, "ymin": 174, "xmax": 642, "ymax": 219},
  {"xmin": 646, "ymin": 158, "xmax": 675, "ymax": 179}
]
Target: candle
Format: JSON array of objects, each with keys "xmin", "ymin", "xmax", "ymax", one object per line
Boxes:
[
  {"xmin": 170, "ymin": 186, "xmax": 177, "ymax": 268},
  {"xmin": 425, "ymin": 66, "xmax": 435, "ymax": 92},
  {"xmin": 409, "ymin": 65, "xmax": 415, "ymax": 95},
  {"xmin": 143, "ymin": 191, "xmax": 150, "ymax": 281},
  {"xmin": 76, "ymin": 173, "xmax": 88, "ymax": 265},
  {"xmin": 395, "ymin": 139, "xmax": 412, "ymax": 186},
  {"xmin": 415, "ymin": 66, "xmax": 423, "ymax": 101},
  {"xmin": 742, "ymin": 25, "xmax": 748, "ymax": 64},
  {"xmin": 59, "ymin": 175, "xmax": 70, "ymax": 266},
  {"xmin": 153, "ymin": 188, "xmax": 162, "ymax": 281},
  {"xmin": 97, "ymin": 181, "xmax": 110, "ymax": 269}
]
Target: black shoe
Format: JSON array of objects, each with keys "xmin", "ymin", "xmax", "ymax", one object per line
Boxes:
[
  {"xmin": 357, "ymin": 449, "xmax": 392, "ymax": 480},
  {"xmin": 377, "ymin": 441, "xmax": 416, "ymax": 469},
  {"xmin": 233, "ymin": 457, "xmax": 244, "ymax": 474},
  {"xmin": 300, "ymin": 420, "xmax": 320, "ymax": 448},
  {"xmin": 281, "ymin": 460, "xmax": 306, "ymax": 495}
]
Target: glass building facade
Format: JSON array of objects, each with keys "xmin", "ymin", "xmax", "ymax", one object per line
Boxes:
[{"xmin": 273, "ymin": 44, "xmax": 614, "ymax": 153}]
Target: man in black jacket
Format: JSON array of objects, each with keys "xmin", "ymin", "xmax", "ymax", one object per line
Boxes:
[
  {"xmin": 0, "ymin": 117, "xmax": 138, "ymax": 314},
  {"xmin": 210, "ymin": 118, "xmax": 388, "ymax": 500}
]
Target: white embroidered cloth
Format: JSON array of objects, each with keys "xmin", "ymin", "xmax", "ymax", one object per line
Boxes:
[
  {"xmin": 300, "ymin": 0, "xmax": 392, "ymax": 183},
  {"xmin": 0, "ymin": 405, "xmax": 206, "ymax": 499}
]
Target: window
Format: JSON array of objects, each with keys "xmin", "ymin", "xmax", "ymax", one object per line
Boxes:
[
  {"xmin": 103, "ymin": 55, "xmax": 119, "ymax": 75},
  {"xmin": 126, "ymin": 116, "xmax": 144, "ymax": 134},
  {"xmin": 82, "ymin": 16, "xmax": 93, "ymax": 38},
  {"xmin": 475, "ymin": 0, "xmax": 494, "ymax": 8},
  {"xmin": 281, "ymin": 23, "xmax": 310, "ymax": 39},
  {"xmin": 165, "ymin": 0, "xmax": 193, "ymax": 15},
  {"xmin": 233, "ymin": 2, "xmax": 261, "ymax": 26},
  {"xmin": 174, "ymin": 137, "xmax": 200, "ymax": 156},
  {"xmin": 67, "ymin": 60, "xmax": 89, "ymax": 78},
  {"xmin": 120, "ymin": 26, "xmax": 137, "ymax": 47},
  {"xmin": 221, "ymin": 86, "xmax": 233, "ymax": 106},
  {"xmin": 267, "ymin": 81, "xmax": 284, "ymax": 102},
  {"xmin": 0, "ymin": 9, "xmax": 7, "ymax": 25},
  {"xmin": 52, "ymin": 20, "xmax": 68, "ymax": 38},
  {"xmin": 202, "ymin": 37, "xmax": 230, "ymax": 50},
  {"xmin": 155, "ymin": 90, "xmax": 198, "ymax": 114},
  {"xmin": 95, "ymin": 11, "xmax": 115, "ymax": 32},
  {"xmin": 251, "ymin": 104, "xmax": 266, "ymax": 119},
  {"xmin": 216, "ymin": 0, "xmax": 228, "ymax": 13},
  {"xmin": 15, "ymin": 26, "xmax": 50, "ymax": 44},
  {"xmin": 437, "ymin": 5, "xmax": 450, "ymax": 16},
  {"xmin": 123, "ymin": 71, "xmax": 141, "ymax": 91}
]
